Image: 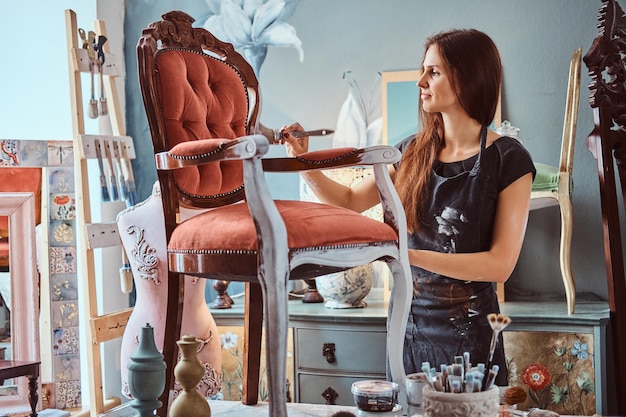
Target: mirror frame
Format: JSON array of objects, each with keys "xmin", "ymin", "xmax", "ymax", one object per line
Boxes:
[{"xmin": 0, "ymin": 192, "xmax": 39, "ymax": 413}]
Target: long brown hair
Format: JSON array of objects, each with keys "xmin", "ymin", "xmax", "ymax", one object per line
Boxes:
[{"xmin": 394, "ymin": 29, "xmax": 502, "ymax": 232}]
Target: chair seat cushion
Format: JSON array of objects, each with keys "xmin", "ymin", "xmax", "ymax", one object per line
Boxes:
[
  {"xmin": 532, "ymin": 162, "xmax": 559, "ymax": 192},
  {"xmin": 168, "ymin": 200, "xmax": 398, "ymax": 277}
]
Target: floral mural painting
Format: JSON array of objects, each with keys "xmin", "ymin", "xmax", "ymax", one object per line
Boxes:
[
  {"xmin": 522, "ymin": 362, "xmax": 552, "ymax": 408},
  {"xmin": 200, "ymin": 0, "xmax": 303, "ymax": 76},
  {"xmin": 219, "ymin": 326, "xmax": 294, "ymax": 402},
  {"xmin": 504, "ymin": 332, "xmax": 596, "ymax": 415}
]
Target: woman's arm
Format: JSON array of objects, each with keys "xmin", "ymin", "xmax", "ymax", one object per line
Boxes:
[
  {"xmin": 282, "ymin": 123, "xmax": 385, "ymax": 212},
  {"xmin": 407, "ymin": 172, "xmax": 533, "ymax": 283}
]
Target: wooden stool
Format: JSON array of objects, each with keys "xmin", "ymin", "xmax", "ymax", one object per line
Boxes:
[{"xmin": 0, "ymin": 360, "xmax": 40, "ymax": 416}]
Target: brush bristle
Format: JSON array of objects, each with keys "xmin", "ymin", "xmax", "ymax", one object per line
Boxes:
[
  {"xmin": 499, "ymin": 385, "xmax": 528, "ymax": 405},
  {"xmin": 488, "ymin": 313, "xmax": 512, "ymax": 331}
]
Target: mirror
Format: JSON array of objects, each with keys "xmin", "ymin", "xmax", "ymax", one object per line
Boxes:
[
  {"xmin": 381, "ymin": 70, "xmax": 421, "ymax": 146},
  {"xmin": 0, "ymin": 192, "xmax": 39, "ymax": 413}
]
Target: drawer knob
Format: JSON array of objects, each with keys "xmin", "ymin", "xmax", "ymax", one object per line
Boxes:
[
  {"xmin": 322, "ymin": 343, "xmax": 336, "ymax": 363},
  {"xmin": 321, "ymin": 386, "xmax": 339, "ymax": 405}
]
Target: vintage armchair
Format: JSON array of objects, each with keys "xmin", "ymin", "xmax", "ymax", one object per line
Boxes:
[{"xmin": 136, "ymin": 11, "xmax": 412, "ymax": 417}]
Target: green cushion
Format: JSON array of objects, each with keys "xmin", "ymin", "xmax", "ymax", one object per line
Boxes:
[{"xmin": 532, "ymin": 162, "xmax": 559, "ymax": 192}]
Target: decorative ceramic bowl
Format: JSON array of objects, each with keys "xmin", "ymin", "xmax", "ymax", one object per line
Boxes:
[
  {"xmin": 422, "ymin": 385, "xmax": 499, "ymax": 417},
  {"xmin": 316, "ymin": 263, "xmax": 373, "ymax": 308}
]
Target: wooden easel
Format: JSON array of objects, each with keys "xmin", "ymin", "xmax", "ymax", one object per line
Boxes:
[
  {"xmin": 584, "ymin": 0, "xmax": 626, "ymax": 413},
  {"xmin": 65, "ymin": 9, "xmax": 135, "ymax": 416}
]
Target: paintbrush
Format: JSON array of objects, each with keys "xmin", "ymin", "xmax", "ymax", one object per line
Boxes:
[
  {"xmin": 94, "ymin": 139, "xmax": 110, "ymax": 202},
  {"xmin": 119, "ymin": 139, "xmax": 138, "ymax": 206},
  {"xmin": 483, "ymin": 313, "xmax": 511, "ymax": 389},
  {"xmin": 272, "ymin": 128, "xmax": 334, "ymax": 143}
]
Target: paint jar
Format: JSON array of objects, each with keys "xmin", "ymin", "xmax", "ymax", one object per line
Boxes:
[{"xmin": 352, "ymin": 380, "xmax": 399, "ymax": 412}]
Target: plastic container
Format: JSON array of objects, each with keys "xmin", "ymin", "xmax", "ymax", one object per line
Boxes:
[
  {"xmin": 351, "ymin": 380, "xmax": 399, "ymax": 412},
  {"xmin": 495, "ymin": 120, "xmax": 521, "ymax": 142}
]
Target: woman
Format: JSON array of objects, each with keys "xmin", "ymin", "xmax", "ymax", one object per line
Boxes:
[{"xmin": 282, "ymin": 29, "xmax": 535, "ymax": 385}]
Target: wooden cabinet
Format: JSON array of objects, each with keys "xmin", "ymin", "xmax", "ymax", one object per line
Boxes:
[{"xmin": 292, "ymin": 317, "xmax": 388, "ymax": 405}]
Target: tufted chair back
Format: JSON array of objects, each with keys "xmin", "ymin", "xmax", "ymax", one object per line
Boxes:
[{"xmin": 138, "ymin": 10, "xmax": 260, "ymax": 208}]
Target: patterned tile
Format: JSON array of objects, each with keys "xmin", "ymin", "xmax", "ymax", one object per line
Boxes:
[
  {"xmin": 21, "ymin": 141, "xmax": 48, "ymax": 166},
  {"xmin": 49, "ymin": 167, "xmax": 75, "ymax": 193},
  {"xmin": 51, "ymin": 300, "xmax": 80, "ymax": 328},
  {"xmin": 51, "ymin": 274, "xmax": 79, "ymax": 301},
  {"xmin": 50, "ymin": 193, "xmax": 76, "ymax": 220},
  {"xmin": 52, "ymin": 327, "xmax": 80, "ymax": 355},
  {"xmin": 47, "ymin": 141, "xmax": 74, "ymax": 167},
  {"xmin": 0, "ymin": 139, "xmax": 20, "ymax": 165},
  {"xmin": 49, "ymin": 246, "xmax": 76, "ymax": 274},
  {"xmin": 55, "ymin": 379, "xmax": 82, "ymax": 409},
  {"xmin": 50, "ymin": 220, "xmax": 76, "ymax": 247}
]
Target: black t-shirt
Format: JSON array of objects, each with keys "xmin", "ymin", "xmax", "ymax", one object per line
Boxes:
[{"xmin": 396, "ymin": 135, "xmax": 536, "ymax": 253}]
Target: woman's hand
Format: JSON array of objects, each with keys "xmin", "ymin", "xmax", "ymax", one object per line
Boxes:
[{"xmin": 280, "ymin": 122, "xmax": 310, "ymax": 157}]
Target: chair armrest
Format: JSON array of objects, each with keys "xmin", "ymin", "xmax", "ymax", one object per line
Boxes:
[
  {"xmin": 261, "ymin": 145, "xmax": 401, "ymax": 172},
  {"xmin": 154, "ymin": 134, "xmax": 269, "ymax": 170}
]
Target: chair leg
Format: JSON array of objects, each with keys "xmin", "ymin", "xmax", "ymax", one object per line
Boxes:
[
  {"xmin": 257, "ymin": 270, "xmax": 289, "ymax": 417},
  {"xmin": 559, "ymin": 197, "xmax": 576, "ymax": 314},
  {"xmin": 387, "ymin": 258, "xmax": 412, "ymax": 410},
  {"xmin": 242, "ymin": 282, "xmax": 263, "ymax": 404}
]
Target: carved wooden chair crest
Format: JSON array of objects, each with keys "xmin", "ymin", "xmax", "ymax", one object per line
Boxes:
[
  {"xmin": 136, "ymin": 11, "xmax": 412, "ymax": 416},
  {"xmin": 584, "ymin": 0, "xmax": 626, "ymax": 413}
]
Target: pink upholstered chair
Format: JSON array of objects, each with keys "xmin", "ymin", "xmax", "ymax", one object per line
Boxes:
[{"xmin": 137, "ymin": 11, "xmax": 412, "ymax": 417}]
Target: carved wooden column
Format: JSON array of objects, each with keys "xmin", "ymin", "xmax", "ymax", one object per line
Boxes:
[{"xmin": 584, "ymin": 0, "xmax": 626, "ymax": 413}]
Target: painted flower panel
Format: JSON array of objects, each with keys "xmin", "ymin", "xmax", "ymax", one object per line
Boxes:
[{"xmin": 523, "ymin": 362, "xmax": 552, "ymax": 390}]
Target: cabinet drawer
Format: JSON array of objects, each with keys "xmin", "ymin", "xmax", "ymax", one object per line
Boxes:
[
  {"xmin": 296, "ymin": 328, "xmax": 386, "ymax": 373},
  {"xmin": 298, "ymin": 373, "xmax": 375, "ymax": 406}
]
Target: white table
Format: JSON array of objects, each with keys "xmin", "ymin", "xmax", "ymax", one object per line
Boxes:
[{"xmin": 208, "ymin": 400, "xmax": 358, "ymax": 416}]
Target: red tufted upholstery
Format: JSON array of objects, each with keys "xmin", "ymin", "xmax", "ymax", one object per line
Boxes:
[
  {"xmin": 169, "ymin": 200, "xmax": 398, "ymax": 279},
  {"xmin": 155, "ymin": 49, "xmax": 246, "ymax": 199}
]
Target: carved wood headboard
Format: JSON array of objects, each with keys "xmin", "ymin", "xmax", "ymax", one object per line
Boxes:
[{"xmin": 584, "ymin": 0, "xmax": 626, "ymax": 413}]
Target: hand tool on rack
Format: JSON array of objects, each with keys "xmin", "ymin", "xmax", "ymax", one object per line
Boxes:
[
  {"xmin": 113, "ymin": 140, "xmax": 127, "ymax": 200},
  {"xmin": 103, "ymin": 139, "xmax": 119, "ymax": 201},
  {"xmin": 119, "ymin": 139, "xmax": 138, "ymax": 206},
  {"xmin": 86, "ymin": 31, "xmax": 98, "ymax": 119},
  {"xmin": 95, "ymin": 35, "xmax": 108, "ymax": 116},
  {"xmin": 94, "ymin": 139, "xmax": 110, "ymax": 202}
]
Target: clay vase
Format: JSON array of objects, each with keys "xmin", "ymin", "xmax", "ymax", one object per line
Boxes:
[
  {"xmin": 127, "ymin": 323, "xmax": 166, "ymax": 417},
  {"xmin": 422, "ymin": 385, "xmax": 499, "ymax": 417},
  {"xmin": 169, "ymin": 335, "xmax": 211, "ymax": 417}
]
